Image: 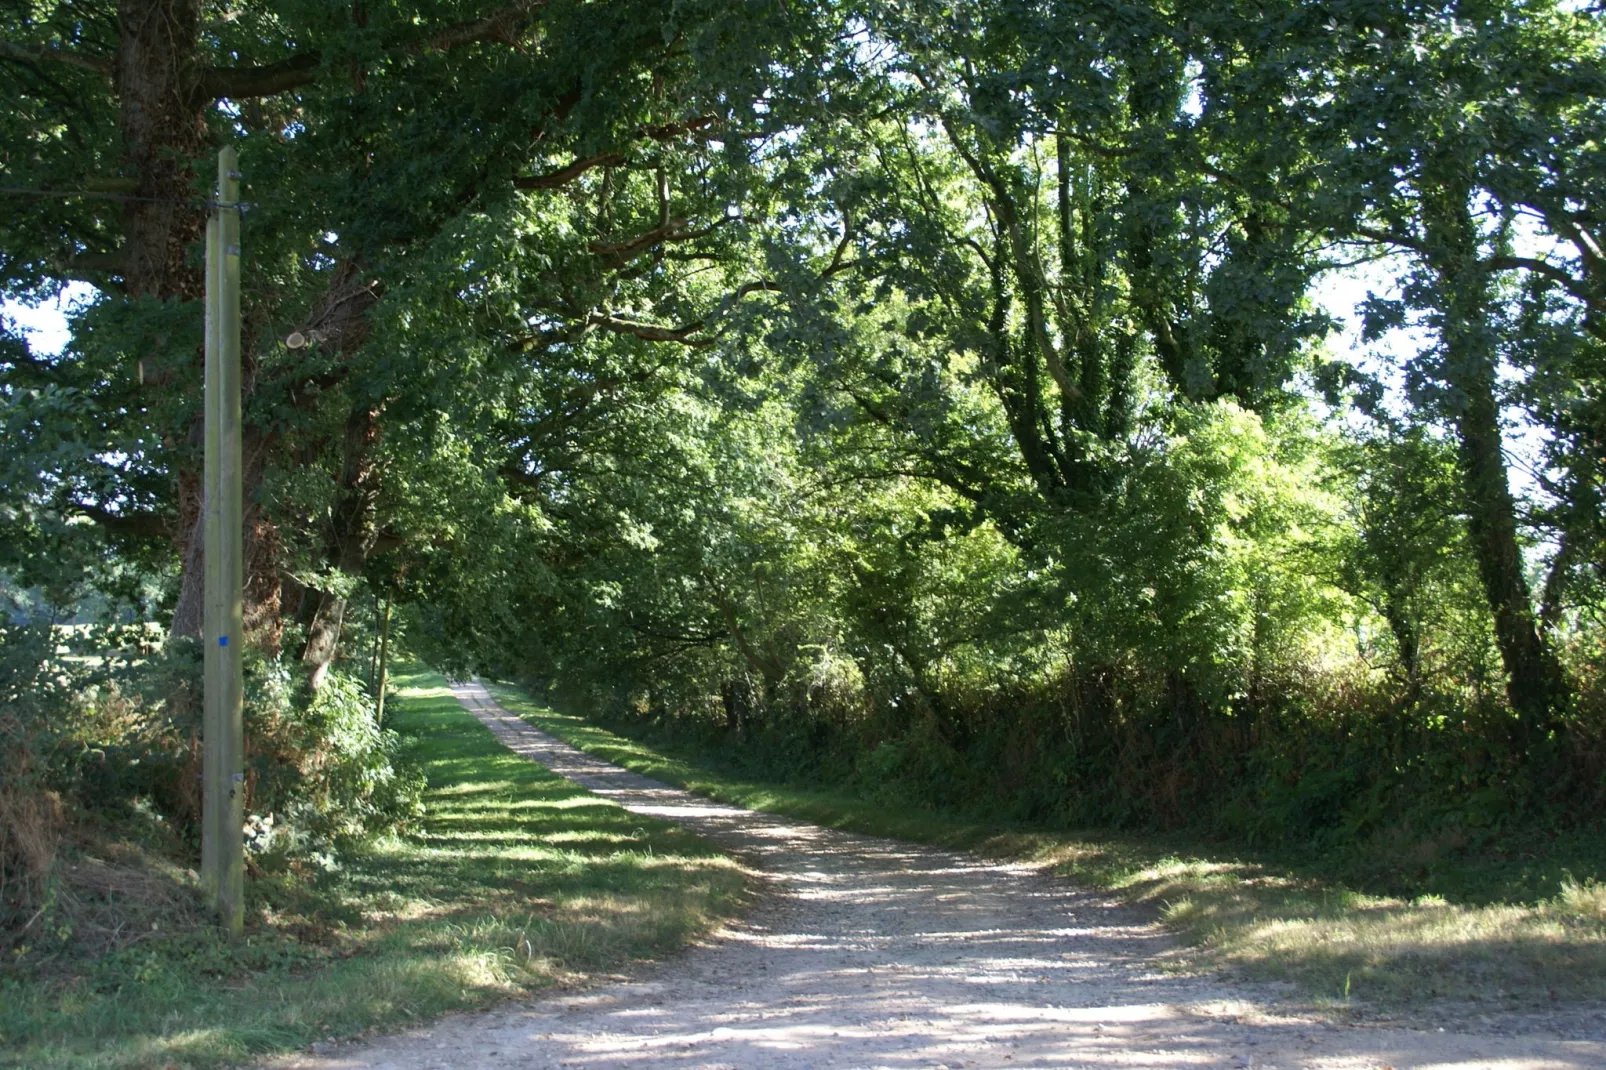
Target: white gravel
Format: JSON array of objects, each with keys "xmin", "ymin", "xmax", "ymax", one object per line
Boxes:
[{"xmin": 273, "ymin": 680, "xmax": 1606, "ymax": 1070}]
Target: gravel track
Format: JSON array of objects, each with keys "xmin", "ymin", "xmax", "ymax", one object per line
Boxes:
[{"xmin": 276, "ymin": 681, "xmax": 1606, "ymax": 1070}]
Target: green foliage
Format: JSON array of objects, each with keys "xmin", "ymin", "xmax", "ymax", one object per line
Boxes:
[
  {"xmin": 269, "ymin": 670, "xmax": 427, "ymax": 852},
  {"xmin": 4, "ymin": 0, "xmax": 1606, "ymax": 962},
  {"xmin": 0, "ymin": 622, "xmax": 423, "ymax": 976},
  {"xmin": 0, "ymin": 625, "xmax": 74, "ymax": 934}
]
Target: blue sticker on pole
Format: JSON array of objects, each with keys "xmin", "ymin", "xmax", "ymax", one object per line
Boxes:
[{"xmin": 219, "ymin": 635, "xmax": 229, "ymax": 647}]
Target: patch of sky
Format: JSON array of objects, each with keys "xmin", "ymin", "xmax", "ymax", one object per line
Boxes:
[
  {"xmin": 1308, "ymin": 247, "xmax": 1555, "ymax": 511},
  {"xmin": 2, "ymin": 281, "xmax": 97, "ymax": 358},
  {"xmin": 1182, "ymin": 58, "xmax": 1204, "ymax": 120}
]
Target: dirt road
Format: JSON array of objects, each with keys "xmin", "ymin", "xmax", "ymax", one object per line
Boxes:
[{"xmin": 278, "ymin": 681, "xmax": 1605, "ymax": 1070}]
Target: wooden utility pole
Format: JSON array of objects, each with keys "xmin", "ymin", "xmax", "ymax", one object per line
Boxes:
[{"xmin": 202, "ymin": 146, "xmax": 245, "ymax": 936}]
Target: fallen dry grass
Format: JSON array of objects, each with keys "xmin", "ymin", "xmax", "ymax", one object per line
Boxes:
[{"xmin": 1016, "ymin": 840, "xmax": 1606, "ymax": 1005}]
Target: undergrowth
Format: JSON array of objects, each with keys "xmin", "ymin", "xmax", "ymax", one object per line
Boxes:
[
  {"xmin": 0, "ymin": 668, "xmax": 747, "ymax": 1070},
  {"xmin": 1, "ymin": 624, "xmax": 426, "ymax": 964}
]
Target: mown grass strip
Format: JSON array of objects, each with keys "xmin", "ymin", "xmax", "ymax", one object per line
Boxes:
[
  {"xmin": 485, "ymin": 680, "xmax": 1606, "ymax": 1012},
  {"xmin": 0, "ymin": 669, "xmax": 747, "ymax": 1070}
]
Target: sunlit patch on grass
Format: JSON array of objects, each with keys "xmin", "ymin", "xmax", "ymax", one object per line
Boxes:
[
  {"xmin": 399, "ymin": 684, "xmax": 455, "ymax": 700},
  {"xmin": 431, "ymin": 779, "xmax": 523, "ymax": 796},
  {"xmin": 539, "ymin": 829, "xmax": 649, "ymax": 846},
  {"xmin": 1013, "ymin": 844, "xmax": 1606, "ymax": 1002},
  {"xmin": 142, "ymin": 1029, "xmax": 237, "ymax": 1059},
  {"xmin": 1013, "ymin": 838, "xmax": 1606, "ymax": 1003}
]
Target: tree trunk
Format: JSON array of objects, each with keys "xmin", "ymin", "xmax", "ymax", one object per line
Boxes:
[
  {"xmin": 1453, "ymin": 385, "xmax": 1567, "ymax": 736},
  {"xmin": 278, "ymin": 262, "xmax": 384, "ymax": 689},
  {"xmin": 117, "ymin": 0, "xmax": 206, "ymax": 303},
  {"xmin": 170, "ymin": 470, "xmax": 206, "ymax": 639},
  {"xmin": 171, "ymin": 426, "xmax": 282, "ymax": 645},
  {"xmin": 374, "ymin": 596, "xmax": 392, "ymax": 726},
  {"xmin": 1380, "ymin": 597, "xmax": 1422, "ymax": 698},
  {"xmin": 1420, "ymin": 164, "xmax": 1568, "ymax": 740},
  {"xmin": 242, "ymin": 504, "xmax": 285, "ymax": 654},
  {"xmin": 300, "ymin": 405, "xmax": 382, "ymax": 691},
  {"xmin": 721, "ymin": 678, "xmax": 749, "ymax": 734},
  {"xmin": 115, "ymin": 0, "xmax": 213, "ymax": 642}
]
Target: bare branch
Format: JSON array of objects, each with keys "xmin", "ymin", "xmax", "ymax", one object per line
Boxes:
[
  {"xmin": 1488, "ymin": 253, "xmax": 1606, "ymax": 313},
  {"xmin": 624, "ymin": 619, "xmax": 729, "ymax": 646},
  {"xmin": 587, "ymin": 312, "xmax": 711, "ymax": 346},
  {"xmin": 0, "ymin": 41, "xmax": 113, "ymax": 75},
  {"xmin": 1353, "ymin": 224, "xmax": 1605, "ymax": 318},
  {"xmin": 514, "ymin": 115, "xmax": 723, "ymax": 191},
  {"xmin": 515, "ymin": 151, "xmax": 625, "ymax": 189},
  {"xmin": 640, "ymin": 114, "xmax": 719, "ymax": 142},
  {"xmin": 1052, "ymin": 127, "xmax": 1141, "ymax": 159},
  {"xmin": 65, "ymin": 250, "xmax": 126, "ymax": 274},
  {"xmin": 199, "ymin": 1, "xmax": 547, "ymax": 102},
  {"xmin": 45, "ymin": 249, "xmax": 127, "ymax": 290},
  {"xmin": 1350, "ymin": 223, "xmax": 1429, "ymax": 256},
  {"xmin": 588, "ymin": 218, "xmax": 687, "ymax": 256},
  {"xmin": 523, "ymin": 231, "xmax": 857, "ymax": 355},
  {"xmin": 588, "ymin": 217, "xmax": 727, "ymax": 267},
  {"xmin": 201, "ymin": 53, "xmax": 321, "ymax": 99},
  {"xmin": 509, "ymin": 328, "xmax": 569, "ymax": 355},
  {"xmin": 71, "ymin": 504, "xmax": 169, "ymax": 539},
  {"xmin": 370, "ymin": 530, "xmax": 407, "ymax": 554},
  {"xmin": 731, "ymin": 279, "xmax": 785, "ymax": 299},
  {"xmin": 818, "ymin": 215, "xmax": 857, "ymax": 278}
]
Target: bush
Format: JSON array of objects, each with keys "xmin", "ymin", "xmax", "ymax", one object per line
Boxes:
[
  {"xmin": 0, "ymin": 625, "xmax": 79, "ymax": 945},
  {"xmin": 0, "ymin": 624, "xmax": 424, "ymax": 968},
  {"xmin": 246, "ymin": 668, "xmax": 426, "ymax": 855}
]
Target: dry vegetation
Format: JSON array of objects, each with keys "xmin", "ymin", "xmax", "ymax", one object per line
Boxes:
[{"xmin": 1021, "ymin": 841, "xmax": 1606, "ymax": 1005}]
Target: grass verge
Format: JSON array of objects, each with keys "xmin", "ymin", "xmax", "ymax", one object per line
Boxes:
[
  {"xmin": 483, "ymin": 680, "xmax": 1606, "ymax": 1013},
  {"xmin": 0, "ymin": 668, "xmax": 747, "ymax": 1070}
]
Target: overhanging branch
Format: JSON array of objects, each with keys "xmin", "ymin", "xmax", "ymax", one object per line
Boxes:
[
  {"xmin": 422, "ymin": 0, "xmax": 547, "ymax": 51},
  {"xmin": 640, "ymin": 114, "xmax": 719, "ymax": 142},
  {"xmin": 589, "ymin": 217, "xmax": 726, "ymax": 266},
  {"xmin": 587, "ymin": 312, "xmax": 711, "ymax": 346},
  {"xmin": 513, "ymin": 115, "xmax": 722, "ymax": 191},
  {"xmin": 198, "ymin": 0, "xmax": 549, "ymax": 102},
  {"xmin": 1353, "ymin": 224, "xmax": 1605, "ymax": 318},
  {"xmin": 515, "ymin": 151, "xmax": 626, "ymax": 189},
  {"xmin": 201, "ymin": 53, "xmax": 322, "ymax": 99},
  {"xmin": 0, "ymin": 41, "xmax": 113, "ymax": 75},
  {"xmin": 71, "ymin": 504, "xmax": 170, "ymax": 540}
]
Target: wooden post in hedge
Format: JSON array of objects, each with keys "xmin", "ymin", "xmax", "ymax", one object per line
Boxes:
[
  {"xmin": 202, "ymin": 145, "xmax": 245, "ymax": 936},
  {"xmin": 375, "ymin": 597, "xmax": 393, "ymax": 727}
]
